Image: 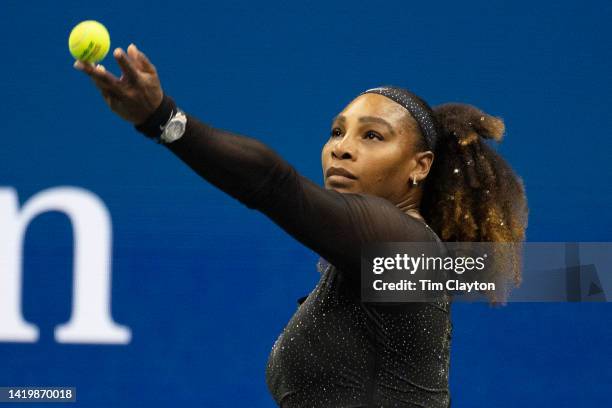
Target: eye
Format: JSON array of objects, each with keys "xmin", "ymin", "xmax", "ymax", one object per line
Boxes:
[
  {"xmin": 330, "ymin": 127, "xmax": 342, "ymax": 138},
  {"xmin": 364, "ymin": 131, "xmax": 383, "ymax": 140}
]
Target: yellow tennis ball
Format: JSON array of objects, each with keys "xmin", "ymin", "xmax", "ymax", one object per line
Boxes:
[{"xmin": 68, "ymin": 20, "xmax": 110, "ymax": 63}]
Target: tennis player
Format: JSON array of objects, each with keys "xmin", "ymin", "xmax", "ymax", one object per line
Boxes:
[{"xmin": 75, "ymin": 44, "xmax": 528, "ymax": 407}]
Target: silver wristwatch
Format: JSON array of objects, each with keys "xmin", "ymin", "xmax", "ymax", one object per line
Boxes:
[{"xmin": 158, "ymin": 108, "xmax": 187, "ymax": 144}]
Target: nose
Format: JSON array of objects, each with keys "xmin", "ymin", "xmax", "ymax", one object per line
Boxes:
[{"xmin": 331, "ymin": 135, "xmax": 355, "ymax": 160}]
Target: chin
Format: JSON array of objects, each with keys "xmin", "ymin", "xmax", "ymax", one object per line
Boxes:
[
  {"xmin": 329, "ymin": 187, "xmax": 349, "ymax": 193},
  {"xmin": 325, "ymin": 182, "xmax": 357, "ymax": 194}
]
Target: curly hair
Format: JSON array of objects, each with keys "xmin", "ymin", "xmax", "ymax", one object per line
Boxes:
[{"xmin": 402, "ymin": 91, "xmax": 529, "ymax": 303}]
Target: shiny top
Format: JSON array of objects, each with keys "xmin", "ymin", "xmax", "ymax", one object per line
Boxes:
[{"xmin": 266, "ymin": 238, "xmax": 452, "ymax": 407}]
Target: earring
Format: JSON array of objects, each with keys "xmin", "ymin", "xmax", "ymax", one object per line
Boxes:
[{"xmin": 412, "ymin": 177, "xmax": 418, "ymax": 186}]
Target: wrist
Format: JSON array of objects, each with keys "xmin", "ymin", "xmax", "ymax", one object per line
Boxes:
[{"xmin": 134, "ymin": 94, "xmax": 177, "ymax": 140}]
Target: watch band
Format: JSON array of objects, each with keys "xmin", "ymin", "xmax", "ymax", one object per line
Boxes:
[{"xmin": 135, "ymin": 94, "xmax": 182, "ymax": 143}]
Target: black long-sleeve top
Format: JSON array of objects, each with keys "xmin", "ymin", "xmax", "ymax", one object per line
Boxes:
[{"xmin": 136, "ymin": 95, "xmax": 452, "ymax": 407}]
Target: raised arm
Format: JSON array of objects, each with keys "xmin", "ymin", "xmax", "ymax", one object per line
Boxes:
[
  {"xmin": 74, "ymin": 44, "xmax": 433, "ymax": 275},
  {"xmin": 139, "ymin": 95, "xmax": 433, "ymax": 273}
]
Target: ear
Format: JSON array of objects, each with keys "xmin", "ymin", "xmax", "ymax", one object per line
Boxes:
[{"xmin": 411, "ymin": 150, "xmax": 434, "ymax": 184}]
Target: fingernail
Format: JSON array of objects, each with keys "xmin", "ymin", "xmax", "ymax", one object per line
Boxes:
[
  {"xmin": 96, "ymin": 64, "xmax": 106, "ymax": 73},
  {"xmin": 113, "ymin": 48, "xmax": 122, "ymax": 57},
  {"xmin": 73, "ymin": 60, "xmax": 84, "ymax": 70}
]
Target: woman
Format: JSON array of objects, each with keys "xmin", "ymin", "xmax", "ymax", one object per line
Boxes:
[{"xmin": 75, "ymin": 44, "xmax": 528, "ymax": 407}]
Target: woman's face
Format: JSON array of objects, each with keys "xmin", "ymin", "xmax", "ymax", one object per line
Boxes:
[{"xmin": 321, "ymin": 93, "xmax": 428, "ymax": 203}]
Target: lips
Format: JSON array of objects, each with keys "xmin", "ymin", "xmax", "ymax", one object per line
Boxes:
[{"xmin": 326, "ymin": 166, "xmax": 357, "ymax": 180}]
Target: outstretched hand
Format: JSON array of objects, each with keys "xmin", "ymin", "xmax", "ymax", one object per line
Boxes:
[{"xmin": 74, "ymin": 43, "xmax": 163, "ymax": 125}]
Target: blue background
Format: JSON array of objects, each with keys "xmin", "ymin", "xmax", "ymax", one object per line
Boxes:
[{"xmin": 1, "ymin": 0, "xmax": 611, "ymax": 406}]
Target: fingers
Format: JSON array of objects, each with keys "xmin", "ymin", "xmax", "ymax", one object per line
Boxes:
[
  {"xmin": 131, "ymin": 44, "xmax": 157, "ymax": 74},
  {"xmin": 74, "ymin": 60, "xmax": 119, "ymax": 83},
  {"xmin": 74, "ymin": 60, "xmax": 121, "ymax": 92},
  {"xmin": 113, "ymin": 47, "xmax": 140, "ymax": 83},
  {"xmin": 126, "ymin": 44, "xmax": 141, "ymax": 70}
]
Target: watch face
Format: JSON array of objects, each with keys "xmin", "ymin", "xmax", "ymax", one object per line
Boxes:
[{"xmin": 162, "ymin": 117, "xmax": 186, "ymax": 143}]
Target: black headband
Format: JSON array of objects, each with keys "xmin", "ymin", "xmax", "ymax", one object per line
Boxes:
[{"xmin": 360, "ymin": 86, "xmax": 438, "ymax": 151}]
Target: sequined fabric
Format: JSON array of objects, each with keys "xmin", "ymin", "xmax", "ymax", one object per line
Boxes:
[{"xmin": 266, "ymin": 257, "xmax": 452, "ymax": 408}]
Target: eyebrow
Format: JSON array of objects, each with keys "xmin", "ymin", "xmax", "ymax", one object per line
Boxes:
[{"xmin": 332, "ymin": 114, "xmax": 396, "ymax": 136}]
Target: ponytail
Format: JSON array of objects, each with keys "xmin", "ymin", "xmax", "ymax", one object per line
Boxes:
[{"xmin": 419, "ymin": 102, "xmax": 529, "ymax": 303}]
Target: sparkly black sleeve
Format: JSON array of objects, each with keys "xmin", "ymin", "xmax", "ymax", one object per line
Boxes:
[{"xmin": 136, "ymin": 95, "xmax": 433, "ymax": 276}]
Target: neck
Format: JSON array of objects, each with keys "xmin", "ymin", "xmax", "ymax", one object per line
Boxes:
[{"xmin": 394, "ymin": 192, "xmax": 425, "ymax": 222}]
